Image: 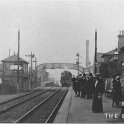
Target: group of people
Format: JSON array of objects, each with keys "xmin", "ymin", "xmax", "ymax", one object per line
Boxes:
[
  {"xmin": 112, "ymin": 73, "xmax": 122, "ymax": 108},
  {"xmin": 72, "ymin": 73, "xmax": 94, "ymax": 99},
  {"xmin": 72, "ymin": 73, "xmax": 105, "ymax": 113}
]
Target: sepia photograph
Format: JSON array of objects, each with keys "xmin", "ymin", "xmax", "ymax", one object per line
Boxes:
[{"xmin": 0, "ymin": 0, "xmax": 123, "ymax": 123}]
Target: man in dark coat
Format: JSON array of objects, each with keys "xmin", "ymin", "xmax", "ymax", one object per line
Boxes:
[
  {"xmin": 80, "ymin": 74, "xmax": 87, "ymax": 98},
  {"xmin": 87, "ymin": 73, "xmax": 94, "ymax": 99},
  {"xmin": 92, "ymin": 74, "xmax": 104, "ymax": 113},
  {"xmin": 76, "ymin": 75, "xmax": 81, "ymax": 97},
  {"xmin": 72, "ymin": 75, "xmax": 77, "ymax": 96},
  {"xmin": 74, "ymin": 75, "xmax": 80, "ymax": 97},
  {"xmin": 78, "ymin": 74, "xmax": 84, "ymax": 97},
  {"xmin": 112, "ymin": 74, "xmax": 116, "ymax": 107},
  {"xmin": 113, "ymin": 74, "xmax": 122, "ymax": 107}
]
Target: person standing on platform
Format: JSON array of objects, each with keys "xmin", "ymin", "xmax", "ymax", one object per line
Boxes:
[
  {"xmin": 72, "ymin": 75, "xmax": 77, "ymax": 96},
  {"xmin": 92, "ymin": 73, "xmax": 104, "ymax": 113},
  {"xmin": 76, "ymin": 75, "xmax": 81, "ymax": 97},
  {"xmin": 78, "ymin": 74, "xmax": 83, "ymax": 97},
  {"xmin": 86, "ymin": 76, "xmax": 89, "ymax": 99},
  {"xmin": 113, "ymin": 74, "xmax": 122, "ymax": 107},
  {"xmin": 112, "ymin": 74, "xmax": 117, "ymax": 107},
  {"xmin": 74, "ymin": 75, "xmax": 80, "ymax": 97},
  {"xmin": 87, "ymin": 73, "xmax": 94, "ymax": 99},
  {"xmin": 80, "ymin": 74, "xmax": 87, "ymax": 98}
]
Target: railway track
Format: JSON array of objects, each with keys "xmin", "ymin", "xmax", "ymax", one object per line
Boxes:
[
  {"xmin": 0, "ymin": 89, "xmax": 40, "ymax": 105},
  {"xmin": 16, "ymin": 88, "xmax": 68, "ymax": 123},
  {"xmin": 0, "ymin": 89, "xmax": 45, "ymax": 111},
  {"xmin": 0, "ymin": 88, "xmax": 58, "ymax": 122}
]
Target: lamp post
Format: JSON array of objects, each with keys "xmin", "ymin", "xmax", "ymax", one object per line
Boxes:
[
  {"xmin": 17, "ymin": 30, "xmax": 20, "ymax": 93},
  {"xmin": 33, "ymin": 57, "xmax": 37, "ymax": 87},
  {"xmin": 113, "ymin": 51, "xmax": 119, "ymax": 61}
]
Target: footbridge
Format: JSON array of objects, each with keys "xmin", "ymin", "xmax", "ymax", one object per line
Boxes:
[
  {"xmin": 36, "ymin": 63, "xmax": 90, "ymax": 86},
  {"xmin": 37, "ymin": 63, "xmax": 89, "ymax": 75}
]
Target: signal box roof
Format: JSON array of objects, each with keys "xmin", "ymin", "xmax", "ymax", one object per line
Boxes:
[{"xmin": 1, "ymin": 54, "xmax": 29, "ymax": 64}]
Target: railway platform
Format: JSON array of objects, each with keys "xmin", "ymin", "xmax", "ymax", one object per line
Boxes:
[{"xmin": 54, "ymin": 87, "xmax": 124, "ymax": 123}]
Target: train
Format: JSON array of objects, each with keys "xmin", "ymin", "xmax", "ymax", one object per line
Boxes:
[{"xmin": 60, "ymin": 71, "xmax": 72, "ymax": 87}]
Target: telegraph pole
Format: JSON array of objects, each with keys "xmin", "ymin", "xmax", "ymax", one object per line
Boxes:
[
  {"xmin": 33, "ymin": 57, "xmax": 37, "ymax": 71},
  {"xmin": 33, "ymin": 57, "xmax": 37, "ymax": 87},
  {"xmin": 31, "ymin": 52, "xmax": 33, "ymax": 88},
  {"xmin": 17, "ymin": 30, "xmax": 20, "ymax": 93},
  {"xmin": 94, "ymin": 29, "xmax": 97, "ymax": 75}
]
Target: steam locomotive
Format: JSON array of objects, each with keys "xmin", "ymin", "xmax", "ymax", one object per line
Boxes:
[{"xmin": 60, "ymin": 71, "xmax": 72, "ymax": 87}]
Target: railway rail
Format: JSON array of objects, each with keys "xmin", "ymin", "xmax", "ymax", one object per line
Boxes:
[
  {"xmin": 0, "ymin": 88, "xmax": 50, "ymax": 113},
  {"xmin": 0, "ymin": 88, "xmax": 58, "ymax": 122},
  {"xmin": 0, "ymin": 89, "xmax": 40, "ymax": 105},
  {"xmin": 16, "ymin": 88, "xmax": 68, "ymax": 123}
]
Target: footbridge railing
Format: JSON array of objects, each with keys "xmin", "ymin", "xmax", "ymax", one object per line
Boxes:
[{"xmin": 37, "ymin": 63, "xmax": 85, "ymax": 74}]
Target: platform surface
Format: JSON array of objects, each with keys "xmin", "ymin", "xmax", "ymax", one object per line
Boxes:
[{"xmin": 54, "ymin": 87, "xmax": 124, "ymax": 123}]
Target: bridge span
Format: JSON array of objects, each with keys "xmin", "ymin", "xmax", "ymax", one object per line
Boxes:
[{"xmin": 37, "ymin": 63, "xmax": 86, "ymax": 74}]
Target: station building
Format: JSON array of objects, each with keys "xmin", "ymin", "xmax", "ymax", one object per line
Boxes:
[
  {"xmin": 92, "ymin": 30, "xmax": 124, "ymax": 77},
  {"xmin": 101, "ymin": 30, "xmax": 124, "ymax": 77}
]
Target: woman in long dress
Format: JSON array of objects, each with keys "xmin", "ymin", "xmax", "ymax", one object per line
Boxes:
[
  {"xmin": 113, "ymin": 75, "xmax": 122, "ymax": 107},
  {"xmin": 92, "ymin": 74, "xmax": 104, "ymax": 113}
]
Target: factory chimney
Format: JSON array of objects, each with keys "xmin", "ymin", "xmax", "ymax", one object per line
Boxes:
[{"xmin": 86, "ymin": 40, "xmax": 89, "ymax": 68}]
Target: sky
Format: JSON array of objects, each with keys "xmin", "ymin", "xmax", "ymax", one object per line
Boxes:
[{"xmin": 0, "ymin": 0, "xmax": 124, "ymax": 70}]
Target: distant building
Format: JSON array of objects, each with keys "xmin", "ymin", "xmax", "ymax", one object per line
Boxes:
[
  {"xmin": 37, "ymin": 66, "xmax": 49, "ymax": 87},
  {"xmin": 102, "ymin": 30, "xmax": 124, "ymax": 62}
]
